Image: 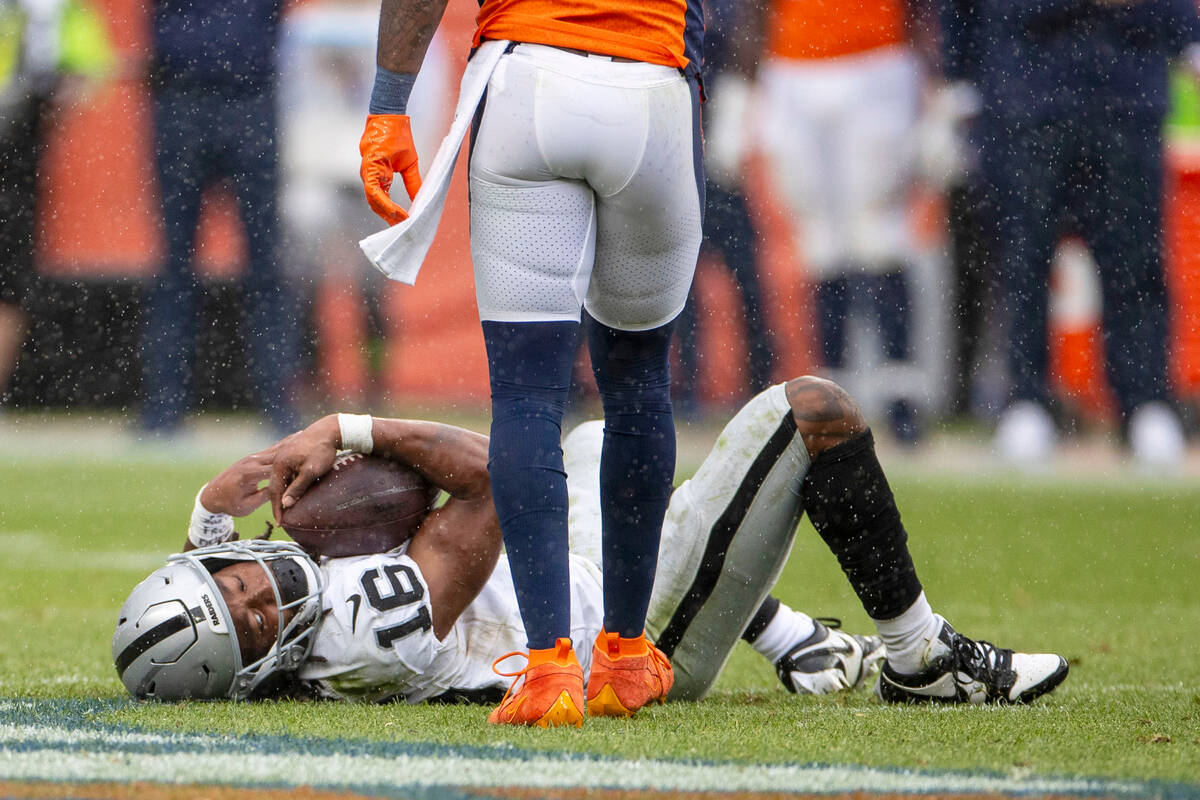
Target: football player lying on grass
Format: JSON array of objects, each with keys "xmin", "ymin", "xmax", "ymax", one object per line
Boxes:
[{"xmin": 114, "ymin": 376, "xmax": 1068, "ymax": 712}]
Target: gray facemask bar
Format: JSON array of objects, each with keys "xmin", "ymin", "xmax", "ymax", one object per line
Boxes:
[{"xmin": 169, "ymin": 541, "xmax": 326, "ymax": 700}]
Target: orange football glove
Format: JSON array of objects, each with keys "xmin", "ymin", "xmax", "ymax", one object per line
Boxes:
[{"xmin": 359, "ymin": 114, "xmax": 423, "ymax": 225}]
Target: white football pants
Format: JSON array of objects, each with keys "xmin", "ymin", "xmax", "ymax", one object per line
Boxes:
[
  {"xmin": 469, "ymin": 43, "xmax": 704, "ymax": 331},
  {"xmin": 565, "ymin": 383, "xmax": 811, "ymax": 700},
  {"xmin": 760, "ymin": 45, "xmax": 920, "ymax": 278}
]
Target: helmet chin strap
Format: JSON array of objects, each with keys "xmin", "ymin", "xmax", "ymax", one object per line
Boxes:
[
  {"xmin": 270, "ymin": 556, "xmax": 310, "ymax": 607},
  {"xmin": 278, "ymin": 644, "xmax": 307, "ymax": 669}
]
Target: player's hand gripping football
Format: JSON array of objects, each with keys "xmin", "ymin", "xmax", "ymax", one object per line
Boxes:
[
  {"xmin": 359, "ymin": 114, "xmax": 423, "ymax": 225},
  {"xmin": 268, "ymin": 416, "xmax": 341, "ymax": 523},
  {"xmin": 201, "ymin": 448, "xmax": 279, "ymax": 517}
]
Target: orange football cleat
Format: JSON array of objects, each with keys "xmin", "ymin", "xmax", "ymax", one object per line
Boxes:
[
  {"xmin": 585, "ymin": 630, "xmax": 674, "ymax": 718},
  {"xmin": 487, "ymin": 638, "xmax": 585, "ymax": 728}
]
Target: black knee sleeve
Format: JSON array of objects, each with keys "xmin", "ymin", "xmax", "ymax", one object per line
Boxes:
[{"xmin": 800, "ymin": 430, "xmax": 922, "ymax": 620}]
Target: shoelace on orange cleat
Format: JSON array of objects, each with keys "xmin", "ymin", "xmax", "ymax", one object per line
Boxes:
[
  {"xmin": 490, "ymin": 650, "xmax": 533, "ymax": 709},
  {"xmin": 648, "ymin": 642, "xmax": 671, "ymax": 676}
]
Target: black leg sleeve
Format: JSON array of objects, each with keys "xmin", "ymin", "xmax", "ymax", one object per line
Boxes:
[{"xmin": 800, "ymin": 430, "xmax": 922, "ymax": 620}]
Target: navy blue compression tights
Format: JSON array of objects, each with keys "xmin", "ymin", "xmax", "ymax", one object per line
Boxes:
[
  {"xmin": 587, "ymin": 316, "xmax": 676, "ymax": 639},
  {"xmin": 482, "ymin": 316, "xmax": 676, "ymax": 649}
]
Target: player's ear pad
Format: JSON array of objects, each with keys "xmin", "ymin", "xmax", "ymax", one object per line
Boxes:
[{"xmin": 270, "ymin": 558, "xmax": 310, "ymax": 608}]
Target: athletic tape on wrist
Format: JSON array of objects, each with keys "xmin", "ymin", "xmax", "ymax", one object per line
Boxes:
[
  {"xmin": 338, "ymin": 413, "xmax": 374, "ymax": 454},
  {"xmin": 187, "ymin": 486, "xmax": 236, "ymax": 549}
]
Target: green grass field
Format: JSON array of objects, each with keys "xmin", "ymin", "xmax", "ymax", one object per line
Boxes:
[{"xmin": 1, "ymin": 435, "xmax": 1198, "ymax": 797}]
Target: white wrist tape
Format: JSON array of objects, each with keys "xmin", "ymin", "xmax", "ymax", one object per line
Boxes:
[
  {"xmin": 187, "ymin": 487, "xmax": 236, "ymax": 549},
  {"xmin": 338, "ymin": 413, "xmax": 374, "ymax": 454}
]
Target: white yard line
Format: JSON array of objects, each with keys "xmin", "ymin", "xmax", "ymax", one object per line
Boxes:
[{"xmin": 0, "ymin": 721, "xmax": 1161, "ymax": 798}]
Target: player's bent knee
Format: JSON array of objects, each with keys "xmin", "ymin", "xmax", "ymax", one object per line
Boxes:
[{"xmin": 784, "ymin": 376, "xmax": 867, "ymax": 456}]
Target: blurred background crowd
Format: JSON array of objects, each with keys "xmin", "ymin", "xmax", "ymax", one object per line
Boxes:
[{"xmin": 2, "ymin": 0, "xmax": 1199, "ymax": 469}]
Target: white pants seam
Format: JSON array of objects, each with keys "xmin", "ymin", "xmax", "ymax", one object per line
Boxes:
[{"xmin": 601, "ymin": 90, "xmax": 652, "ymax": 199}]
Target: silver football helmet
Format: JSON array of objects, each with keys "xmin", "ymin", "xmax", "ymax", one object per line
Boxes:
[{"xmin": 113, "ymin": 540, "xmax": 325, "ymax": 701}]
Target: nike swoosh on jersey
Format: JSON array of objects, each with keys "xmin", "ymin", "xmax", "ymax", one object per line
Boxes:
[{"xmin": 348, "ymin": 594, "xmax": 362, "ymax": 634}]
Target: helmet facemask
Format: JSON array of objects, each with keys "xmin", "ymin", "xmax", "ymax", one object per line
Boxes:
[{"xmin": 182, "ymin": 540, "xmax": 325, "ymax": 699}]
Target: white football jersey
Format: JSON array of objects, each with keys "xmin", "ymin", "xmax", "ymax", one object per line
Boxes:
[{"xmin": 297, "ymin": 549, "xmax": 604, "ymax": 703}]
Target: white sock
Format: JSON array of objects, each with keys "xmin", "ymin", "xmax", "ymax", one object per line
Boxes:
[
  {"xmin": 749, "ymin": 602, "xmax": 817, "ymax": 664},
  {"xmin": 872, "ymin": 592, "xmax": 944, "ymax": 674}
]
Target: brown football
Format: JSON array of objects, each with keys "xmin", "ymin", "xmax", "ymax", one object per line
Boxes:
[{"xmin": 280, "ymin": 453, "xmax": 438, "ymax": 558}]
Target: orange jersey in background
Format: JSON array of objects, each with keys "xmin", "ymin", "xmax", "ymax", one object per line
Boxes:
[
  {"xmin": 473, "ymin": 0, "xmax": 699, "ymax": 71},
  {"xmin": 767, "ymin": 0, "xmax": 907, "ymax": 61}
]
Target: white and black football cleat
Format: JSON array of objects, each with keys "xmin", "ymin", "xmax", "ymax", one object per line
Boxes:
[
  {"xmin": 776, "ymin": 618, "xmax": 886, "ymax": 695},
  {"xmin": 875, "ymin": 621, "xmax": 1069, "ymax": 705}
]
